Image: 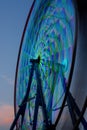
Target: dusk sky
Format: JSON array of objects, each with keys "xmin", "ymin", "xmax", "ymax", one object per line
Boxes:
[{"xmin": 0, "ymin": 1, "xmax": 33, "ymax": 129}]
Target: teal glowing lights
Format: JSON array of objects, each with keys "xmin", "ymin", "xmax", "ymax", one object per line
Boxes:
[{"xmin": 15, "ymin": 0, "xmax": 76, "ymax": 129}]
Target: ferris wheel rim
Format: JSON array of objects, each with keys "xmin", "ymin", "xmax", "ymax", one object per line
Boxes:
[
  {"xmin": 14, "ymin": 0, "xmax": 36, "ymax": 126},
  {"xmin": 14, "ymin": 0, "xmax": 78, "ymax": 129}
]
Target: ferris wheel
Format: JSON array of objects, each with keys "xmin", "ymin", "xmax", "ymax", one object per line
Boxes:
[{"xmin": 10, "ymin": 0, "xmax": 87, "ymax": 130}]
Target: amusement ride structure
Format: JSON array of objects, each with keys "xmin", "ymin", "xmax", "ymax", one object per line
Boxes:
[{"xmin": 10, "ymin": 0, "xmax": 87, "ymax": 130}]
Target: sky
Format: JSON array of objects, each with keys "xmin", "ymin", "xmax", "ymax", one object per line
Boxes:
[
  {"xmin": 0, "ymin": 1, "xmax": 33, "ymax": 130},
  {"xmin": 0, "ymin": 1, "xmax": 87, "ymax": 130}
]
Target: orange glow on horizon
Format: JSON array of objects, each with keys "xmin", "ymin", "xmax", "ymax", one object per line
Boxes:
[{"xmin": 0, "ymin": 105, "xmax": 14, "ymax": 126}]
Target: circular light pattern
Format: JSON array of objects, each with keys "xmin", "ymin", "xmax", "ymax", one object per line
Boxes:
[{"xmin": 15, "ymin": 0, "xmax": 76, "ymax": 129}]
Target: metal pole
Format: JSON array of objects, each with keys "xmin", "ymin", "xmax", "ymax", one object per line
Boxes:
[{"xmin": 10, "ymin": 63, "xmax": 35, "ymax": 130}]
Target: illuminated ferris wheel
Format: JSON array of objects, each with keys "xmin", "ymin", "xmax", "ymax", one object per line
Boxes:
[{"xmin": 10, "ymin": 0, "xmax": 87, "ymax": 130}]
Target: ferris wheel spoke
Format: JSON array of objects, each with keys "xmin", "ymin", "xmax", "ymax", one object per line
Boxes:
[{"xmin": 41, "ymin": 59, "xmax": 65, "ymax": 72}]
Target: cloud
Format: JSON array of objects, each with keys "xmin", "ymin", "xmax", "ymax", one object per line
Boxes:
[
  {"xmin": 0, "ymin": 74, "xmax": 14, "ymax": 86},
  {"xmin": 0, "ymin": 104, "xmax": 14, "ymax": 126}
]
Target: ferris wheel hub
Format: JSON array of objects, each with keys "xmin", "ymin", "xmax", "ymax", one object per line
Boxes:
[{"xmin": 30, "ymin": 56, "xmax": 40, "ymax": 64}]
